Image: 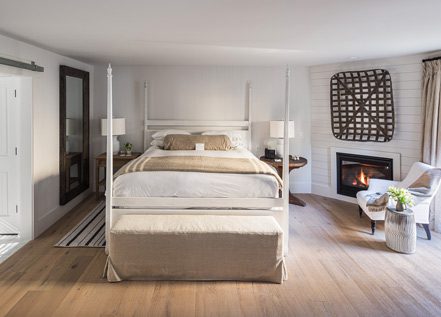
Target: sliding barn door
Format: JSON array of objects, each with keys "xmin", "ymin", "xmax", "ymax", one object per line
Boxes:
[{"xmin": 0, "ymin": 78, "xmax": 19, "ymax": 234}]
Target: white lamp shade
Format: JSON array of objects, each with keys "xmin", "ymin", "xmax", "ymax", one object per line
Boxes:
[
  {"xmin": 101, "ymin": 118, "xmax": 126, "ymax": 136},
  {"xmin": 270, "ymin": 120, "xmax": 295, "ymax": 138},
  {"xmin": 66, "ymin": 118, "xmax": 79, "ymax": 136}
]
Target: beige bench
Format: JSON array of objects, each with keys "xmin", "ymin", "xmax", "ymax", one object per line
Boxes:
[{"xmin": 105, "ymin": 214, "xmax": 286, "ymax": 283}]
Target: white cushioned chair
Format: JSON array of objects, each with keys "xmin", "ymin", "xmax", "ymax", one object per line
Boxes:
[{"xmin": 357, "ymin": 162, "xmax": 440, "ymax": 239}]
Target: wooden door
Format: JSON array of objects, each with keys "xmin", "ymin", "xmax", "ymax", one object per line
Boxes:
[{"xmin": 0, "ymin": 78, "xmax": 19, "ymax": 234}]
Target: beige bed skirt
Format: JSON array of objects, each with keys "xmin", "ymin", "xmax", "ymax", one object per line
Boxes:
[{"xmin": 104, "ymin": 214, "xmax": 287, "ymax": 283}]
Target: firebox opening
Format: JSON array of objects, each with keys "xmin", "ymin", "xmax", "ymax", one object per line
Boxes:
[{"xmin": 336, "ymin": 152, "xmax": 393, "ymax": 198}]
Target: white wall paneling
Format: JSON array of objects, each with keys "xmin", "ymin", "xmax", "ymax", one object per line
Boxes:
[{"xmin": 310, "ymin": 53, "xmax": 426, "ymax": 200}]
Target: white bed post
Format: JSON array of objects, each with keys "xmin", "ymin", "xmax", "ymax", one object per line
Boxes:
[
  {"xmin": 105, "ymin": 64, "xmax": 114, "ymax": 253},
  {"xmin": 282, "ymin": 66, "xmax": 291, "ymax": 255},
  {"xmin": 247, "ymin": 81, "xmax": 252, "ymax": 150},
  {"xmin": 143, "ymin": 80, "xmax": 148, "ymax": 151}
]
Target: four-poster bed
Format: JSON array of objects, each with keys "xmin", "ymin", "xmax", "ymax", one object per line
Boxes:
[{"xmin": 104, "ymin": 65, "xmax": 292, "ymax": 282}]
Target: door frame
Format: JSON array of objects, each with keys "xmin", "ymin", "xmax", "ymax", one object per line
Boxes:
[{"xmin": 17, "ymin": 76, "xmax": 33, "ymax": 240}]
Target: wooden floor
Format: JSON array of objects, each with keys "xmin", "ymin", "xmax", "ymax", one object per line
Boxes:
[{"xmin": 1, "ymin": 194, "xmax": 441, "ymax": 317}]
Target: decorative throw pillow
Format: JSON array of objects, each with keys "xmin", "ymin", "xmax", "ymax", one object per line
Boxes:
[
  {"xmin": 408, "ymin": 168, "xmax": 441, "ymax": 197},
  {"xmin": 150, "ymin": 139, "xmax": 164, "ymax": 147},
  {"xmin": 163, "ymin": 134, "xmax": 232, "ymax": 151},
  {"xmin": 202, "ymin": 130, "xmax": 248, "ymax": 148}
]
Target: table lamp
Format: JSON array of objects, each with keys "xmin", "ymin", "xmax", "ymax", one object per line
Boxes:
[
  {"xmin": 101, "ymin": 118, "xmax": 126, "ymax": 154},
  {"xmin": 270, "ymin": 120, "xmax": 295, "ymax": 157}
]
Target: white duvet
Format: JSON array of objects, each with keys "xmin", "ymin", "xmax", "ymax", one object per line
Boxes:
[{"xmin": 113, "ymin": 146, "xmax": 279, "ymax": 198}]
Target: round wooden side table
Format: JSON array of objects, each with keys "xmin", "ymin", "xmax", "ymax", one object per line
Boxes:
[
  {"xmin": 385, "ymin": 207, "xmax": 416, "ymax": 254},
  {"xmin": 259, "ymin": 156, "xmax": 308, "ymax": 207}
]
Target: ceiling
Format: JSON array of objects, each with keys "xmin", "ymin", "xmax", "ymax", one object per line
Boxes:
[{"xmin": 1, "ymin": 0, "xmax": 440, "ymax": 66}]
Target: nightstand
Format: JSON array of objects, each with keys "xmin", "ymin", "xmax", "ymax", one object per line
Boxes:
[
  {"xmin": 95, "ymin": 152, "xmax": 141, "ymax": 199},
  {"xmin": 260, "ymin": 155, "xmax": 308, "ymax": 207}
]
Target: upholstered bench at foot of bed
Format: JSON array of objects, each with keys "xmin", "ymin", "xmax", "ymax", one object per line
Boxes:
[{"xmin": 104, "ymin": 214, "xmax": 287, "ymax": 283}]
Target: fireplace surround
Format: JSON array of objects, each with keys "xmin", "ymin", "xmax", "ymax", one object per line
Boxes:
[{"xmin": 336, "ymin": 152, "xmax": 393, "ymax": 197}]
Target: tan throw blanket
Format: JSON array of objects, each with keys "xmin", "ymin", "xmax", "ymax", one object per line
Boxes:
[
  {"xmin": 366, "ymin": 192, "xmax": 389, "ymax": 212},
  {"xmin": 114, "ymin": 155, "xmax": 283, "ymax": 187}
]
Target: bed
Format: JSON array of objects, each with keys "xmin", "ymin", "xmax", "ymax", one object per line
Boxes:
[{"xmin": 105, "ymin": 66, "xmax": 292, "ymax": 280}]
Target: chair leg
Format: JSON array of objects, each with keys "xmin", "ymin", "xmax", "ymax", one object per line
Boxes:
[
  {"xmin": 358, "ymin": 206, "xmax": 363, "ymax": 218},
  {"xmin": 422, "ymin": 224, "xmax": 431, "ymax": 240},
  {"xmin": 371, "ymin": 220, "xmax": 376, "ymax": 235}
]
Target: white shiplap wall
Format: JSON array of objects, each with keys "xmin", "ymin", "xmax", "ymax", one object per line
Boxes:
[{"xmin": 310, "ymin": 53, "xmax": 426, "ymax": 200}]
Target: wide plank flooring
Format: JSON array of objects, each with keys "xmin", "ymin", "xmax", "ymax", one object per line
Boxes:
[{"xmin": 1, "ymin": 194, "xmax": 441, "ymax": 317}]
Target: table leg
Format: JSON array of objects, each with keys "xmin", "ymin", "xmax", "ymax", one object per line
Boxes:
[
  {"xmin": 289, "ymin": 193, "xmax": 306, "ymax": 207},
  {"xmin": 276, "ymin": 167, "xmax": 307, "ymax": 207}
]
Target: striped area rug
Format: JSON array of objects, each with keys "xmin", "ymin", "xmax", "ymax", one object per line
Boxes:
[{"xmin": 55, "ymin": 202, "xmax": 106, "ymax": 248}]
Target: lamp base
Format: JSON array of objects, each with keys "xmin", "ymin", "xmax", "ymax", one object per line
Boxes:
[
  {"xmin": 275, "ymin": 139, "xmax": 284, "ymax": 157},
  {"xmin": 113, "ymin": 135, "xmax": 120, "ymax": 155}
]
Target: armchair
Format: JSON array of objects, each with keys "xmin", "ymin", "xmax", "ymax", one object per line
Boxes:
[{"xmin": 357, "ymin": 162, "xmax": 440, "ymax": 239}]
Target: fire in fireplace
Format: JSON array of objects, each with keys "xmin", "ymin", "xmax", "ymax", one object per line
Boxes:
[{"xmin": 336, "ymin": 152, "xmax": 393, "ymax": 197}]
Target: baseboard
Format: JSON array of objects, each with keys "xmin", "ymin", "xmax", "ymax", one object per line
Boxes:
[{"xmin": 35, "ymin": 189, "xmax": 92, "ymax": 237}]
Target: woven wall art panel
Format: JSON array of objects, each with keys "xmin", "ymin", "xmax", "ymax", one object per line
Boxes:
[{"xmin": 330, "ymin": 69, "xmax": 394, "ymax": 142}]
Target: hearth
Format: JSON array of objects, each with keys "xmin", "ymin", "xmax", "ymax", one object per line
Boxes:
[{"xmin": 336, "ymin": 152, "xmax": 393, "ymax": 197}]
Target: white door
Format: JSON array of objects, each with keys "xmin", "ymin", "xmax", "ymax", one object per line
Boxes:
[{"xmin": 0, "ymin": 78, "xmax": 19, "ymax": 234}]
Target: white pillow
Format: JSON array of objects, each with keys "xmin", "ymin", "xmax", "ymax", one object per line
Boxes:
[
  {"xmin": 152, "ymin": 129, "xmax": 190, "ymax": 140},
  {"xmin": 150, "ymin": 139, "xmax": 164, "ymax": 147},
  {"xmin": 202, "ymin": 130, "xmax": 248, "ymax": 148}
]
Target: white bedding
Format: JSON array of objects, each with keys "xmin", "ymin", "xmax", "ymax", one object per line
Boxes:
[{"xmin": 113, "ymin": 146, "xmax": 279, "ymax": 198}]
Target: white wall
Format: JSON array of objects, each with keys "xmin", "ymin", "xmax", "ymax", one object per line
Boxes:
[
  {"xmin": 310, "ymin": 53, "xmax": 426, "ymax": 200},
  {"xmin": 0, "ymin": 34, "xmax": 94, "ymax": 237},
  {"xmin": 93, "ymin": 65, "xmax": 311, "ymax": 193}
]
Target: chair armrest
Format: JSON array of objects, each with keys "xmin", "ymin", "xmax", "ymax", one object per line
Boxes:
[{"xmin": 368, "ymin": 179, "xmax": 399, "ymax": 193}]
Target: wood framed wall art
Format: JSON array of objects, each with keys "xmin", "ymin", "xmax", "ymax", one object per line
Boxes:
[{"xmin": 330, "ymin": 69, "xmax": 394, "ymax": 142}]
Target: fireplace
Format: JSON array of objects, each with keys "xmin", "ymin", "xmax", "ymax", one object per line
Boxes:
[{"xmin": 336, "ymin": 152, "xmax": 393, "ymax": 197}]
